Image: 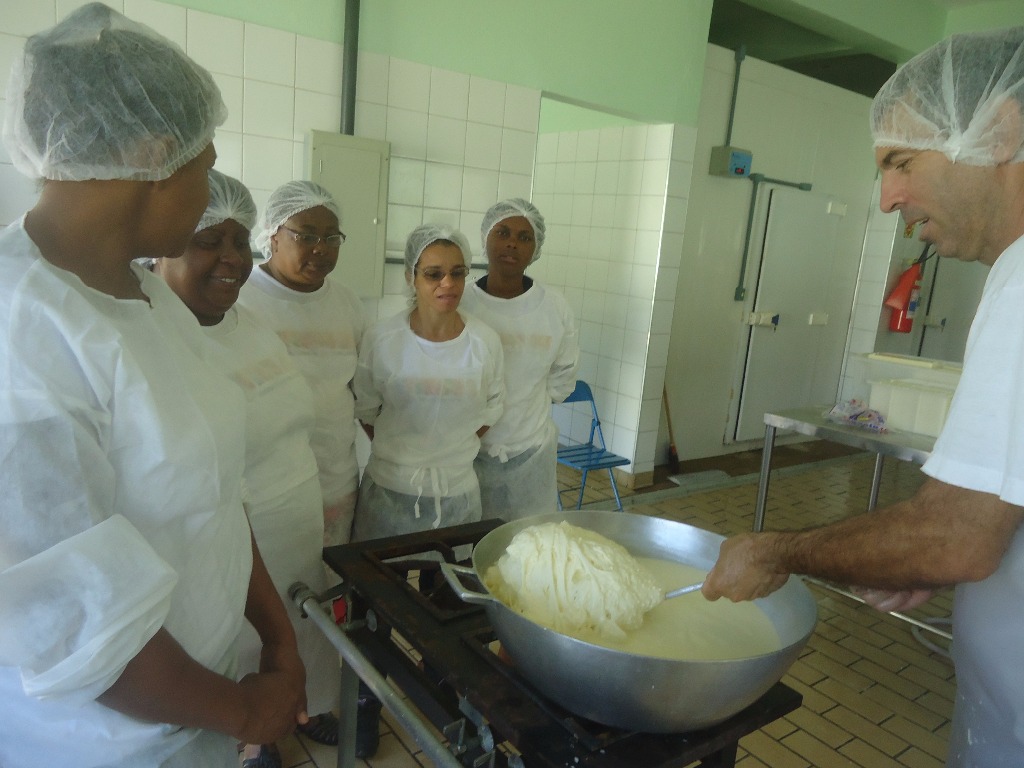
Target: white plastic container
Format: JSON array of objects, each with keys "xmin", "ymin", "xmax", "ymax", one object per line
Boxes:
[{"xmin": 868, "ymin": 378, "xmax": 955, "ymax": 437}]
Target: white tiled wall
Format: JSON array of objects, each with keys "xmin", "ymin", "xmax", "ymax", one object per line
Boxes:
[
  {"xmin": 538, "ymin": 123, "xmax": 696, "ymax": 475},
  {"xmin": 0, "ymin": 0, "xmax": 700, "ymax": 479},
  {"xmin": 839, "ymin": 176, "xmax": 901, "ymax": 403},
  {"xmin": 0, "ymin": 0, "xmax": 347, "ymax": 223},
  {"xmin": 0, "ymin": 1, "xmax": 539, "ymax": 305},
  {"xmin": 352, "ymin": 51, "xmax": 541, "ymax": 320}
]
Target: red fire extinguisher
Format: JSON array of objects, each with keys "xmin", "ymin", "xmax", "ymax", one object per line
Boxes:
[
  {"xmin": 884, "ymin": 243, "xmax": 932, "ymax": 333},
  {"xmin": 884, "ymin": 261, "xmax": 922, "ymax": 333}
]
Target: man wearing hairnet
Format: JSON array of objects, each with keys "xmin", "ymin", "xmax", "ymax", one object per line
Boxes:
[
  {"xmin": 0, "ymin": 5, "xmax": 306, "ymax": 767},
  {"xmin": 703, "ymin": 27, "xmax": 1024, "ymax": 768}
]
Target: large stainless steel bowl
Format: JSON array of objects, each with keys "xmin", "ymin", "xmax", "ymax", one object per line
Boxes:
[{"xmin": 442, "ymin": 510, "xmax": 816, "ymax": 733}]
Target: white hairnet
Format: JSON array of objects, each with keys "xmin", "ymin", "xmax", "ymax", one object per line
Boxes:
[
  {"xmin": 254, "ymin": 180, "xmax": 341, "ymax": 258},
  {"xmin": 2, "ymin": 2, "xmax": 225, "ymax": 181},
  {"xmin": 198, "ymin": 169, "xmax": 256, "ymax": 233},
  {"xmin": 872, "ymin": 26, "xmax": 1024, "ymax": 165},
  {"xmin": 480, "ymin": 198, "xmax": 546, "ymax": 263},
  {"xmin": 404, "ymin": 224, "xmax": 473, "ymax": 271}
]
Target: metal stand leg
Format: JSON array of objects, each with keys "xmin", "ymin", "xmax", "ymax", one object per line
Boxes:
[
  {"xmin": 337, "ymin": 660, "xmax": 359, "ymax": 768},
  {"xmin": 868, "ymin": 453, "xmax": 884, "ymax": 511},
  {"xmin": 752, "ymin": 425, "xmax": 777, "ymax": 532},
  {"xmin": 289, "ymin": 583, "xmax": 463, "ymax": 768}
]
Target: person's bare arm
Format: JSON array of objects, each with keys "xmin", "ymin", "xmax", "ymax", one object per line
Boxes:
[
  {"xmin": 242, "ymin": 532, "xmax": 308, "ymax": 725},
  {"xmin": 97, "ymin": 626, "xmax": 300, "ymax": 744},
  {"xmin": 703, "ymin": 477, "xmax": 1024, "ymax": 602},
  {"xmin": 98, "ymin": 535, "xmax": 308, "ymax": 744}
]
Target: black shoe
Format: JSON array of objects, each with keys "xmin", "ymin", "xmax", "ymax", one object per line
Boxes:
[
  {"xmin": 355, "ymin": 696, "xmax": 383, "ymax": 758},
  {"xmin": 240, "ymin": 744, "xmax": 281, "ymax": 768}
]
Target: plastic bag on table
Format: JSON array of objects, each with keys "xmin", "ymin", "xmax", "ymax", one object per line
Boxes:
[{"xmin": 824, "ymin": 399, "xmax": 888, "ymax": 433}]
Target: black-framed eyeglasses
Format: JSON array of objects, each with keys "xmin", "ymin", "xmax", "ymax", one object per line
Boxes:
[
  {"xmin": 415, "ymin": 265, "xmax": 471, "ymax": 282},
  {"xmin": 280, "ymin": 225, "xmax": 346, "ymax": 249}
]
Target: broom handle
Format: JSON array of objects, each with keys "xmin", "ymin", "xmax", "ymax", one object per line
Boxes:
[{"xmin": 663, "ymin": 385, "xmax": 676, "ymax": 444}]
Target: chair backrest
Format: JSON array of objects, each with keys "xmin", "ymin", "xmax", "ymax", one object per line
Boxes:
[
  {"xmin": 556, "ymin": 379, "xmax": 604, "ymax": 448},
  {"xmin": 562, "ymin": 379, "xmax": 593, "ymax": 404}
]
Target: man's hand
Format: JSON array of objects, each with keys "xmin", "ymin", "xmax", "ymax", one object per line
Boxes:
[
  {"xmin": 850, "ymin": 587, "xmax": 935, "ymax": 613},
  {"xmin": 702, "ymin": 532, "xmax": 789, "ymax": 602}
]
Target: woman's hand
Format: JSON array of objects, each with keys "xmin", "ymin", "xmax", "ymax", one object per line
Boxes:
[{"xmin": 232, "ymin": 642, "xmax": 308, "ymax": 744}]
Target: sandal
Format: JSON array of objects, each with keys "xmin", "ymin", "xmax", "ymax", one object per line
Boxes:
[
  {"xmin": 296, "ymin": 711, "xmax": 340, "ymax": 746},
  {"xmin": 240, "ymin": 743, "xmax": 281, "ymax": 768}
]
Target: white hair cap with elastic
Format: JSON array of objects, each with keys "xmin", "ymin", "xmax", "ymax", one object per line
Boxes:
[
  {"xmin": 404, "ymin": 224, "xmax": 473, "ymax": 272},
  {"xmin": 254, "ymin": 180, "xmax": 341, "ymax": 258},
  {"xmin": 198, "ymin": 169, "xmax": 256, "ymax": 233},
  {"xmin": 2, "ymin": 2, "xmax": 225, "ymax": 181},
  {"xmin": 871, "ymin": 26, "xmax": 1024, "ymax": 166},
  {"xmin": 480, "ymin": 198, "xmax": 546, "ymax": 263}
]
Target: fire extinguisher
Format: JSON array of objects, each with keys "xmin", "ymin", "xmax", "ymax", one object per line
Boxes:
[{"xmin": 884, "ymin": 244, "xmax": 932, "ymax": 334}]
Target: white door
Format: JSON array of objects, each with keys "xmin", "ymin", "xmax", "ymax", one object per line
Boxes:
[
  {"xmin": 733, "ymin": 187, "xmax": 845, "ymax": 441},
  {"xmin": 307, "ymin": 131, "xmax": 390, "ymax": 299}
]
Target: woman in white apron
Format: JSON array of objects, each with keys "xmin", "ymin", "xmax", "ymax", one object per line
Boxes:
[
  {"xmin": 461, "ymin": 199, "xmax": 580, "ymax": 519},
  {"xmin": 349, "ymin": 224, "xmax": 504, "ymax": 756},
  {"xmin": 0, "ymin": 6, "xmax": 305, "ymax": 767},
  {"xmin": 238, "ymin": 181, "xmax": 365, "ymax": 553},
  {"xmin": 152, "ymin": 170, "xmax": 340, "ymax": 768}
]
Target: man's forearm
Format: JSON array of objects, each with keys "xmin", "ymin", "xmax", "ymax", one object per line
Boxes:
[{"xmin": 767, "ymin": 478, "xmax": 1022, "ymax": 588}]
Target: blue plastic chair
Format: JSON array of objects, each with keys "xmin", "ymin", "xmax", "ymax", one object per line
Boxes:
[{"xmin": 555, "ymin": 380, "xmax": 630, "ymax": 511}]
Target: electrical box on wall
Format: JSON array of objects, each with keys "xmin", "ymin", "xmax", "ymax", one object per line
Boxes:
[
  {"xmin": 307, "ymin": 131, "xmax": 390, "ymax": 299},
  {"xmin": 709, "ymin": 145, "xmax": 752, "ymax": 178}
]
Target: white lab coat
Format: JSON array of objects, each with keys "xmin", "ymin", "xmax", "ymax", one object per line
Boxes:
[
  {"xmin": 920, "ymin": 235, "xmax": 1024, "ymax": 768},
  {"xmin": 203, "ymin": 305, "xmax": 339, "ymax": 714},
  {"xmin": 237, "ymin": 267, "xmax": 364, "ymax": 544},
  {"xmin": 461, "ymin": 279, "xmax": 579, "ymax": 519},
  {"xmin": 352, "ymin": 309, "xmax": 504, "ymax": 538},
  {"xmin": 0, "ymin": 219, "xmax": 251, "ymax": 768}
]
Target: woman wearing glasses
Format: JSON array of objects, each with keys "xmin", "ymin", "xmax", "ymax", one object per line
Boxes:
[
  {"xmin": 349, "ymin": 224, "xmax": 504, "ymax": 756},
  {"xmin": 460, "ymin": 199, "xmax": 579, "ymax": 520},
  {"xmin": 239, "ymin": 180, "xmax": 364, "ymax": 551},
  {"xmin": 353, "ymin": 224, "xmax": 505, "ymax": 541},
  {"xmin": 235, "ymin": 180, "xmax": 363, "ymax": 747}
]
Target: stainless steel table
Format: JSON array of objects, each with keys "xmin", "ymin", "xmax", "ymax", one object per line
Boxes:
[
  {"xmin": 753, "ymin": 406, "xmax": 935, "ymax": 533},
  {"xmin": 752, "ymin": 407, "xmax": 950, "ymax": 642}
]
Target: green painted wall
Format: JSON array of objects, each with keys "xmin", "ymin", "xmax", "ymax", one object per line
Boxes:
[
  {"xmin": 539, "ymin": 99, "xmax": 642, "ymax": 134},
  {"xmin": 155, "ymin": 0, "xmax": 1023, "ymax": 131},
  {"xmin": 160, "ymin": 0, "xmax": 713, "ymax": 126},
  {"xmin": 945, "ymin": 1, "xmax": 1024, "ymax": 34},
  {"xmin": 358, "ymin": 0, "xmax": 713, "ymax": 126}
]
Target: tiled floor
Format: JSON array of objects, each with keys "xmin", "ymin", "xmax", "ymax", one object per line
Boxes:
[{"xmin": 272, "ymin": 448, "xmax": 954, "ymax": 768}]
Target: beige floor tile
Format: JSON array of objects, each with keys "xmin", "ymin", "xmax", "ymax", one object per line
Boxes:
[
  {"xmin": 823, "ymin": 705, "xmax": 908, "ymax": 755},
  {"xmin": 881, "ymin": 715, "xmax": 949, "ymax": 762},
  {"xmin": 897, "ymin": 745, "xmax": 947, "ymax": 768},
  {"xmin": 838, "ymin": 737, "xmax": 906, "ymax": 768}
]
